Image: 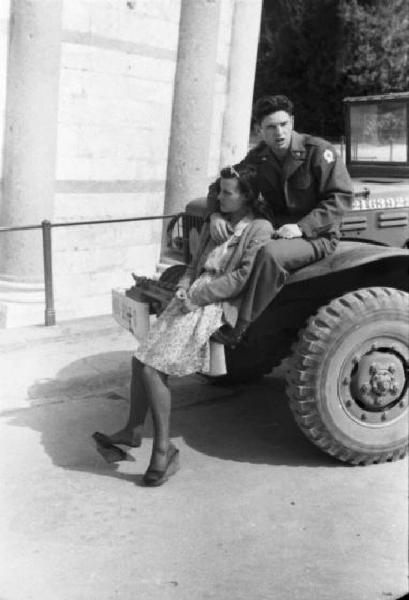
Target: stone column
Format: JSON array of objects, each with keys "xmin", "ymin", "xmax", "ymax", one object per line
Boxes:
[
  {"xmin": 0, "ymin": 0, "xmax": 62, "ymax": 282},
  {"xmin": 219, "ymin": 0, "xmax": 263, "ymax": 167},
  {"xmin": 0, "ymin": 0, "xmax": 62, "ymax": 325},
  {"xmin": 163, "ymin": 0, "xmax": 221, "ymax": 220}
]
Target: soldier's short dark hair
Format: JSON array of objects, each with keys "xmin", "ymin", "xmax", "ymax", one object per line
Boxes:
[{"xmin": 253, "ymin": 95, "xmax": 294, "ymax": 124}]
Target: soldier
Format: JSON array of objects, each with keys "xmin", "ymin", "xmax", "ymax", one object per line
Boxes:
[{"xmin": 208, "ymin": 94, "xmax": 353, "ymax": 345}]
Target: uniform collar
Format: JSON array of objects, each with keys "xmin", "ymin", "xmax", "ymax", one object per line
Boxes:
[
  {"xmin": 283, "ymin": 131, "xmax": 306, "ymax": 179},
  {"xmin": 259, "ymin": 132, "xmax": 306, "ymax": 163},
  {"xmin": 257, "ymin": 132, "xmax": 306, "ymax": 182},
  {"xmin": 257, "ymin": 142, "xmax": 272, "ymax": 159},
  {"xmin": 289, "ymin": 131, "xmax": 307, "ymax": 161}
]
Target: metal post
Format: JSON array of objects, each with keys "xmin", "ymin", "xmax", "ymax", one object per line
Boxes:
[{"xmin": 41, "ymin": 219, "xmax": 56, "ymax": 326}]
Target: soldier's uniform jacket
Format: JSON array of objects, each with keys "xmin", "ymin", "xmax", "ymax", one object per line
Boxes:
[{"xmin": 207, "ymin": 131, "xmax": 353, "ymax": 259}]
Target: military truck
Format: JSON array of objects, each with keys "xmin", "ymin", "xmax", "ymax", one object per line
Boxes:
[{"xmin": 129, "ymin": 92, "xmax": 409, "ymax": 466}]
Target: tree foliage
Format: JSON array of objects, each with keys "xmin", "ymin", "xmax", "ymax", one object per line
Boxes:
[
  {"xmin": 254, "ymin": 0, "xmax": 409, "ymax": 138},
  {"xmin": 338, "ymin": 0, "xmax": 409, "ymax": 93}
]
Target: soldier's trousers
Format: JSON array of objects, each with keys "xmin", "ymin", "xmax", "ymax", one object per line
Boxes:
[{"xmin": 238, "ymin": 237, "xmax": 321, "ymax": 325}]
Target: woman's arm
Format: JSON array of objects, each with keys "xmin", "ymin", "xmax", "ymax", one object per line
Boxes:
[{"xmin": 189, "ymin": 220, "xmax": 273, "ymax": 305}]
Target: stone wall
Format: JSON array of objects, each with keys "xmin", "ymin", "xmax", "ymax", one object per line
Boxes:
[
  {"xmin": 0, "ymin": 0, "xmax": 261, "ymax": 326},
  {"xmin": 53, "ymin": 0, "xmax": 181, "ymax": 320}
]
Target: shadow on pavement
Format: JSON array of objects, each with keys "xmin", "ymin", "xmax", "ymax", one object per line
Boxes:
[
  {"xmin": 7, "ymin": 351, "xmax": 344, "ymax": 482},
  {"xmin": 176, "ymin": 375, "xmax": 343, "ymax": 469}
]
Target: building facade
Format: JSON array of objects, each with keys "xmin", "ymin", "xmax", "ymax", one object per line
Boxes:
[{"xmin": 0, "ymin": 0, "xmax": 262, "ymax": 327}]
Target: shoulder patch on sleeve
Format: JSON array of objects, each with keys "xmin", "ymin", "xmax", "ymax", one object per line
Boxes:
[{"xmin": 323, "ymin": 148, "xmax": 335, "ymax": 164}]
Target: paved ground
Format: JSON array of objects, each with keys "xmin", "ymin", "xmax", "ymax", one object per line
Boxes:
[{"xmin": 0, "ymin": 316, "xmax": 407, "ymax": 600}]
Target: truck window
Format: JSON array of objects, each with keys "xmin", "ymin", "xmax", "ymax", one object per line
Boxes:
[
  {"xmin": 344, "ymin": 92, "xmax": 409, "ymax": 178},
  {"xmin": 350, "ymin": 101, "xmax": 407, "ymax": 163}
]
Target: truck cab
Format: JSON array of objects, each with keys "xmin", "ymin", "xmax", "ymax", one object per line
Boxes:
[{"xmin": 342, "ymin": 92, "xmax": 409, "ymax": 248}]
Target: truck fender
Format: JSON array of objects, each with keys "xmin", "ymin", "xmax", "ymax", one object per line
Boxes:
[{"xmin": 288, "ymin": 241, "xmax": 409, "ymax": 284}]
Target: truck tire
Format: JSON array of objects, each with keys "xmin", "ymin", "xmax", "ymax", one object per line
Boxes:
[{"xmin": 286, "ymin": 287, "xmax": 408, "ymax": 465}]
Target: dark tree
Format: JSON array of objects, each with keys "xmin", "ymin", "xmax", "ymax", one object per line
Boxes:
[
  {"xmin": 254, "ymin": 0, "xmax": 409, "ymax": 138},
  {"xmin": 338, "ymin": 0, "xmax": 409, "ymax": 95}
]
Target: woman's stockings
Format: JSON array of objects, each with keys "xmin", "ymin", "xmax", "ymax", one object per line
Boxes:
[{"xmin": 141, "ymin": 364, "xmax": 173, "ymax": 472}]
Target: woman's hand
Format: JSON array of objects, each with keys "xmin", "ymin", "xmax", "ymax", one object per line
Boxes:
[
  {"xmin": 209, "ymin": 212, "xmax": 233, "ymax": 244},
  {"xmin": 175, "ymin": 287, "xmax": 188, "ymax": 301},
  {"xmin": 179, "ymin": 297, "xmax": 200, "ymax": 313},
  {"xmin": 174, "ymin": 287, "xmax": 199, "ymax": 313}
]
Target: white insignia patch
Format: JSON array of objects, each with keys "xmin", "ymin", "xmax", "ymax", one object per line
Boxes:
[{"xmin": 323, "ymin": 149, "xmax": 334, "ymax": 164}]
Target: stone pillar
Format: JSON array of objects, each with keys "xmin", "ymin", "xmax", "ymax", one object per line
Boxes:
[
  {"xmin": 163, "ymin": 0, "xmax": 221, "ymax": 220},
  {"xmin": 0, "ymin": 0, "xmax": 62, "ymax": 326},
  {"xmin": 219, "ymin": 0, "xmax": 263, "ymax": 167}
]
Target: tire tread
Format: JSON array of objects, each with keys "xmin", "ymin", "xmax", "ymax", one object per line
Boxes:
[{"xmin": 286, "ymin": 286, "xmax": 409, "ymax": 465}]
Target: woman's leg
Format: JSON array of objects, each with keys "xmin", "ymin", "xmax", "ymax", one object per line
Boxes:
[
  {"xmin": 103, "ymin": 357, "xmax": 149, "ymax": 447},
  {"xmin": 141, "ymin": 365, "xmax": 172, "ymax": 467},
  {"xmin": 141, "ymin": 364, "xmax": 179, "ymax": 485}
]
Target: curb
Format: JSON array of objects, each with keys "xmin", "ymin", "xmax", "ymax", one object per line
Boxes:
[{"xmin": 0, "ymin": 314, "xmax": 123, "ymax": 352}]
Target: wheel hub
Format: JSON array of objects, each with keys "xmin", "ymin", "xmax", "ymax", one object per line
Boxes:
[
  {"xmin": 355, "ymin": 353, "xmax": 404, "ymax": 409},
  {"xmin": 371, "ymin": 368, "xmax": 396, "ymax": 394},
  {"xmin": 339, "ymin": 343, "xmax": 408, "ymax": 424}
]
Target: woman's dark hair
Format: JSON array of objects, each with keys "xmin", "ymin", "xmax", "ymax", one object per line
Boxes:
[
  {"xmin": 219, "ymin": 165, "xmax": 272, "ymax": 220},
  {"xmin": 253, "ymin": 95, "xmax": 294, "ymax": 124},
  {"xmin": 219, "ymin": 165, "xmax": 259, "ymax": 204}
]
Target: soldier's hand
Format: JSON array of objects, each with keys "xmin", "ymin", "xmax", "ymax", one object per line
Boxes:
[
  {"xmin": 209, "ymin": 212, "xmax": 233, "ymax": 244},
  {"xmin": 276, "ymin": 224, "xmax": 303, "ymax": 239}
]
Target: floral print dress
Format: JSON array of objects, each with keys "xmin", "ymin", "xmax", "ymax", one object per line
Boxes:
[{"xmin": 133, "ymin": 216, "xmax": 253, "ymax": 377}]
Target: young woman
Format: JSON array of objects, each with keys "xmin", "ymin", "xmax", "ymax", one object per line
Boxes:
[{"xmin": 94, "ymin": 166, "xmax": 274, "ymax": 486}]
